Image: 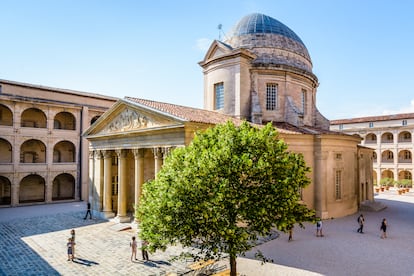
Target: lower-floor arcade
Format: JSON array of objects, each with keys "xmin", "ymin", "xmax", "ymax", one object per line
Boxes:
[{"xmin": 0, "ymin": 172, "xmax": 77, "ymax": 206}]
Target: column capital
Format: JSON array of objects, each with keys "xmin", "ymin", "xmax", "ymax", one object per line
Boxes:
[
  {"xmin": 132, "ymin": 148, "xmax": 144, "ymax": 159},
  {"xmin": 116, "ymin": 149, "xmax": 128, "ymax": 158},
  {"xmin": 152, "ymin": 147, "xmax": 162, "ymax": 159},
  {"xmin": 102, "ymin": 150, "xmax": 112, "ymax": 159},
  {"xmin": 94, "ymin": 150, "xmax": 103, "ymax": 160}
]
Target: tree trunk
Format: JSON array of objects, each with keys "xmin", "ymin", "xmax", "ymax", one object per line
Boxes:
[{"xmin": 230, "ymin": 254, "xmax": 237, "ymax": 276}]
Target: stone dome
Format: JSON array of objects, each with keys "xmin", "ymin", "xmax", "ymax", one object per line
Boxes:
[{"xmin": 225, "ymin": 13, "xmax": 313, "ymax": 73}]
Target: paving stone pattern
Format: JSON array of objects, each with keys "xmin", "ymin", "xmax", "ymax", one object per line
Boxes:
[{"xmin": 0, "ymin": 211, "xmax": 191, "ymax": 276}]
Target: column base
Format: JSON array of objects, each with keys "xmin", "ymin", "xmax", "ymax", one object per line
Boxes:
[
  {"xmin": 114, "ymin": 215, "xmax": 131, "ymax": 223},
  {"xmin": 102, "ymin": 211, "xmax": 115, "ymax": 219}
]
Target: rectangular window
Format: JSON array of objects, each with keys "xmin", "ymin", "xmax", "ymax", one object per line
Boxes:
[
  {"xmin": 369, "ymin": 122, "xmax": 374, "ymax": 128},
  {"xmin": 112, "ymin": 155, "xmax": 118, "ymax": 165},
  {"xmin": 112, "ymin": 175, "xmax": 118, "ymax": 195},
  {"xmin": 214, "ymin": 82, "xmax": 224, "ymax": 110},
  {"xmin": 301, "ymin": 89, "xmax": 306, "ymax": 114},
  {"xmin": 335, "ymin": 170, "xmax": 342, "ymax": 200},
  {"xmin": 402, "ymin": 120, "xmax": 407, "ymax": 126},
  {"xmin": 266, "ymin": 83, "xmax": 277, "ymax": 110}
]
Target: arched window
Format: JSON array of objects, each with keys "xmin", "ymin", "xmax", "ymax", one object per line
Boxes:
[
  {"xmin": 19, "ymin": 174, "xmax": 45, "ymax": 203},
  {"xmin": 0, "ymin": 138, "xmax": 12, "ymax": 163},
  {"xmin": 0, "ymin": 176, "xmax": 11, "ymax": 205},
  {"xmin": 53, "ymin": 141, "xmax": 76, "ymax": 163},
  {"xmin": 0, "ymin": 104, "xmax": 13, "ymax": 126},
  {"xmin": 21, "ymin": 108, "xmax": 47, "ymax": 128},
  {"xmin": 54, "ymin": 112, "xmax": 76, "ymax": 130},
  {"xmin": 20, "ymin": 139, "xmax": 46, "ymax": 163},
  {"xmin": 52, "ymin": 173, "xmax": 75, "ymax": 200}
]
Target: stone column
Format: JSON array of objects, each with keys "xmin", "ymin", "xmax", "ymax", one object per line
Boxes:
[
  {"xmin": 91, "ymin": 151, "xmax": 103, "ymax": 212},
  {"xmin": 115, "ymin": 149, "xmax": 129, "ymax": 223},
  {"xmin": 45, "ymin": 175, "xmax": 53, "ymax": 203},
  {"xmin": 132, "ymin": 149, "xmax": 144, "ymax": 208},
  {"xmin": 88, "ymin": 151, "xmax": 95, "ymax": 205},
  {"xmin": 11, "ymin": 180, "xmax": 19, "ymax": 206},
  {"xmin": 102, "ymin": 150, "xmax": 114, "ymax": 218},
  {"xmin": 153, "ymin": 147, "xmax": 163, "ymax": 179}
]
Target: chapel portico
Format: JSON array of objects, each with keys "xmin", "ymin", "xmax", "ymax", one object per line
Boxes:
[
  {"xmin": 88, "ymin": 146, "xmax": 171, "ymax": 222},
  {"xmin": 84, "ymin": 97, "xmax": 245, "ymax": 221}
]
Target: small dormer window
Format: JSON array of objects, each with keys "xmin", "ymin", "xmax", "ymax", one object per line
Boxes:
[{"xmin": 214, "ymin": 82, "xmax": 224, "ymax": 110}]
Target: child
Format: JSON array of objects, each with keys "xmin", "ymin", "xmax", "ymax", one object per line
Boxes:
[
  {"xmin": 67, "ymin": 238, "xmax": 74, "ymax": 261},
  {"xmin": 130, "ymin": 236, "xmax": 137, "ymax": 261},
  {"xmin": 70, "ymin": 229, "xmax": 76, "ymax": 257},
  {"xmin": 141, "ymin": 240, "xmax": 149, "ymax": 261}
]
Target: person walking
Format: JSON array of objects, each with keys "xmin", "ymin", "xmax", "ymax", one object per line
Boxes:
[
  {"xmin": 288, "ymin": 225, "xmax": 294, "ymax": 241},
  {"xmin": 380, "ymin": 218, "xmax": 387, "ymax": 239},
  {"xmin": 357, "ymin": 214, "xmax": 365, "ymax": 233},
  {"xmin": 316, "ymin": 219, "xmax": 323, "ymax": 237},
  {"xmin": 83, "ymin": 202, "xmax": 92, "ymax": 220},
  {"xmin": 141, "ymin": 240, "xmax": 149, "ymax": 261},
  {"xmin": 130, "ymin": 236, "xmax": 138, "ymax": 261}
]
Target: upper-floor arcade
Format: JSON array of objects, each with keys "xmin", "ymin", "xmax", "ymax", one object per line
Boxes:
[{"xmin": 0, "ymin": 103, "xmax": 101, "ymax": 130}]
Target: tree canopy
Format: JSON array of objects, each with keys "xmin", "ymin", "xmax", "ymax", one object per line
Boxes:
[{"xmin": 137, "ymin": 121, "xmax": 315, "ymax": 275}]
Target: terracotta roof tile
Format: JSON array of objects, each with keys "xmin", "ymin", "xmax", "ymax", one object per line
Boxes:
[
  {"xmin": 330, "ymin": 113, "xmax": 414, "ymax": 125},
  {"xmin": 125, "ymin": 97, "xmax": 246, "ymax": 125}
]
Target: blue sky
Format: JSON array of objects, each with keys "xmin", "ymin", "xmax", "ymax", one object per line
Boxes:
[{"xmin": 1, "ymin": 0, "xmax": 413, "ymax": 120}]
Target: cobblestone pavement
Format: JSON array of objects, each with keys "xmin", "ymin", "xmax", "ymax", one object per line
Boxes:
[
  {"xmin": 0, "ymin": 203, "xmax": 196, "ymax": 276},
  {"xmin": 2, "ymin": 190, "xmax": 414, "ymax": 276}
]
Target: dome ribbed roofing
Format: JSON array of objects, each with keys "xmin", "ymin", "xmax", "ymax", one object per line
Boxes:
[
  {"xmin": 229, "ymin": 13, "xmax": 305, "ymax": 46},
  {"xmin": 225, "ymin": 13, "xmax": 312, "ymax": 72}
]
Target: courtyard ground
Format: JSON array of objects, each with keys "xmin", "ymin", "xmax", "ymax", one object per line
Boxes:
[{"xmin": 0, "ymin": 190, "xmax": 413, "ymax": 275}]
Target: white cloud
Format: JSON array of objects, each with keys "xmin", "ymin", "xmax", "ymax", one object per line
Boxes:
[
  {"xmin": 381, "ymin": 99, "xmax": 414, "ymax": 115},
  {"xmin": 195, "ymin": 38, "xmax": 212, "ymax": 52}
]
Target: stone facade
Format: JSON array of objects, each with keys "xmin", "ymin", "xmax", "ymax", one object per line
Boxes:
[
  {"xmin": 0, "ymin": 80, "xmax": 117, "ymax": 207},
  {"xmin": 331, "ymin": 113, "xmax": 414, "ymax": 186}
]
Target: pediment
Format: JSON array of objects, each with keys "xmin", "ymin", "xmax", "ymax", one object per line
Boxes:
[
  {"xmin": 201, "ymin": 40, "xmax": 234, "ymax": 62},
  {"xmin": 84, "ymin": 100, "xmax": 183, "ymax": 137}
]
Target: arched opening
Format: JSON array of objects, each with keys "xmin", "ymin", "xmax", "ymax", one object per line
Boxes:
[
  {"xmin": 21, "ymin": 108, "xmax": 47, "ymax": 128},
  {"xmin": 20, "ymin": 139, "xmax": 46, "ymax": 163},
  {"xmin": 365, "ymin": 133, "xmax": 377, "ymax": 144},
  {"xmin": 19, "ymin": 174, "xmax": 45, "ymax": 203},
  {"xmin": 398, "ymin": 150, "xmax": 412, "ymax": 163},
  {"xmin": 0, "ymin": 138, "xmax": 12, "ymax": 163},
  {"xmin": 398, "ymin": 171, "xmax": 412, "ymax": 188},
  {"xmin": 398, "ymin": 131, "xmax": 412, "ymax": 143},
  {"xmin": 381, "ymin": 150, "xmax": 394, "ymax": 163},
  {"xmin": 54, "ymin": 112, "xmax": 76, "ymax": 130},
  {"xmin": 381, "ymin": 132, "xmax": 394, "ymax": 143},
  {"xmin": 52, "ymin": 173, "xmax": 75, "ymax": 200},
  {"xmin": 90, "ymin": 115, "xmax": 100, "ymax": 125},
  {"xmin": 381, "ymin": 170, "xmax": 394, "ymax": 179},
  {"xmin": 0, "ymin": 104, "xmax": 13, "ymax": 126},
  {"xmin": 53, "ymin": 141, "xmax": 75, "ymax": 163},
  {"xmin": 0, "ymin": 176, "xmax": 11, "ymax": 205}
]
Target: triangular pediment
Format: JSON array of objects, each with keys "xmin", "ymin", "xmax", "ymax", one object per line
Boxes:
[
  {"xmin": 84, "ymin": 99, "xmax": 184, "ymax": 137},
  {"xmin": 201, "ymin": 40, "xmax": 234, "ymax": 62}
]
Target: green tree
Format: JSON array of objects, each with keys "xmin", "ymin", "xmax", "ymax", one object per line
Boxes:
[{"xmin": 137, "ymin": 121, "xmax": 315, "ymax": 276}]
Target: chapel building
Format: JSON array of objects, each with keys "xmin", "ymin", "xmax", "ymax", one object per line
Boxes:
[{"xmin": 84, "ymin": 13, "xmax": 374, "ymax": 221}]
